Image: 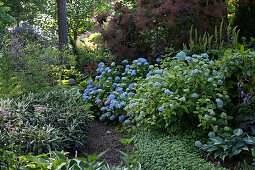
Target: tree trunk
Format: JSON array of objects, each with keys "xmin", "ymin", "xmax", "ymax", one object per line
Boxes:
[{"xmin": 57, "ymin": 0, "xmax": 69, "ymax": 51}]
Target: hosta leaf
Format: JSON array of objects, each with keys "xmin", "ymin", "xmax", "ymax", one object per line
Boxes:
[
  {"xmin": 236, "ymin": 141, "xmax": 246, "ymax": 148},
  {"xmin": 211, "ymin": 137, "xmax": 223, "ymax": 145},
  {"xmin": 240, "ymin": 146, "xmax": 249, "ymax": 151},
  {"xmin": 206, "ymin": 146, "xmax": 219, "ymax": 152},
  {"xmin": 244, "ymin": 136, "xmax": 255, "ymax": 144},
  {"xmin": 220, "ymin": 153, "xmax": 226, "ymax": 161},
  {"xmin": 214, "ymin": 151, "xmax": 221, "ymax": 159},
  {"xmin": 233, "ymin": 128, "xmax": 243, "ymax": 136},
  {"xmin": 232, "ymin": 149, "xmax": 241, "ymax": 156},
  {"xmin": 222, "ymin": 145, "xmax": 229, "ymax": 151}
]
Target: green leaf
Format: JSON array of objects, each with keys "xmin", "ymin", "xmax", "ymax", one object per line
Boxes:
[
  {"xmin": 233, "ymin": 128, "xmax": 243, "ymax": 136},
  {"xmin": 206, "ymin": 146, "xmax": 219, "ymax": 152},
  {"xmin": 211, "ymin": 137, "xmax": 224, "ymax": 145},
  {"xmin": 53, "ymin": 159, "xmax": 67, "ymax": 168},
  {"xmin": 244, "ymin": 136, "xmax": 255, "ymax": 144},
  {"xmin": 214, "ymin": 151, "xmax": 221, "ymax": 159},
  {"xmin": 240, "ymin": 146, "xmax": 249, "ymax": 151},
  {"xmin": 232, "ymin": 149, "xmax": 241, "ymax": 156},
  {"xmin": 54, "ymin": 151, "xmax": 68, "ymax": 160},
  {"xmin": 88, "ymin": 153, "xmax": 97, "ymax": 163},
  {"xmin": 96, "ymin": 150, "xmax": 108, "ymax": 161}
]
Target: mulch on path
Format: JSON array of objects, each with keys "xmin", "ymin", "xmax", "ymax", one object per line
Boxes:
[{"xmin": 83, "ymin": 120, "xmax": 132, "ymax": 167}]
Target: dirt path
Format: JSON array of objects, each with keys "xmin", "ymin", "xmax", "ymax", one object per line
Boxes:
[{"xmin": 83, "ymin": 120, "xmax": 131, "ymax": 167}]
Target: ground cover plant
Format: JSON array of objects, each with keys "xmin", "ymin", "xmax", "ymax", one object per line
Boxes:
[{"xmin": 132, "ymin": 129, "xmax": 220, "ymax": 170}]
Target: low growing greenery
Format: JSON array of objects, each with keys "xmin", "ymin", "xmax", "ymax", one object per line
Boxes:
[{"xmin": 132, "ymin": 129, "xmax": 221, "ymax": 170}]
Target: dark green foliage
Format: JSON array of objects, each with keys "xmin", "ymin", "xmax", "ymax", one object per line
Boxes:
[
  {"xmin": 199, "ymin": 129, "xmax": 255, "ymax": 161},
  {"xmin": 0, "ymin": 1, "xmax": 15, "ymax": 33},
  {"xmin": 0, "ymin": 88, "xmax": 91, "ymax": 155},
  {"xmin": 232, "ymin": 0, "xmax": 255, "ymax": 44}
]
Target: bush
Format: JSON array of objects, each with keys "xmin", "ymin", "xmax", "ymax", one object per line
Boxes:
[
  {"xmin": 82, "ymin": 58, "xmax": 150, "ymax": 124},
  {"xmin": 0, "ymin": 88, "xmax": 91, "ymax": 155},
  {"xmin": 84, "ymin": 51, "xmax": 237, "ymax": 134},
  {"xmin": 97, "ymin": 0, "xmax": 227, "ymax": 62},
  {"xmin": 126, "ymin": 52, "xmax": 233, "ymax": 133},
  {"xmin": 216, "ymin": 48, "xmax": 255, "ymax": 133},
  {"xmin": 0, "ymin": 23, "xmax": 76, "ymax": 94}
]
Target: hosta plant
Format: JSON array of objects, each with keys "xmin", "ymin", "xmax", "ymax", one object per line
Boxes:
[{"xmin": 196, "ymin": 128, "xmax": 255, "ymax": 161}]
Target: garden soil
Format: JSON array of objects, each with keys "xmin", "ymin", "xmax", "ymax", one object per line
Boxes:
[{"xmin": 83, "ymin": 120, "xmax": 132, "ymax": 167}]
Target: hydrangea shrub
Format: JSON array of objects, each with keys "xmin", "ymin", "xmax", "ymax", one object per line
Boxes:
[
  {"xmin": 82, "ymin": 58, "xmax": 150, "ymax": 123},
  {"xmin": 83, "ymin": 52, "xmax": 233, "ymax": 134},
  {"xmin": 125, "ymin": 52, "xmax": 232, "ymax": 133}
]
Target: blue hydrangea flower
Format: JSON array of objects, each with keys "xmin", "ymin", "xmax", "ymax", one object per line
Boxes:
[
  {"xmin": 112, "ymin": 83, "xmax": 118, "ymax": 87},
  {"xmin": 185, "ymin": 56, "xmax": 194, "ymax": 63},
  {"xmin": 153, "ymin": 82, "xmax": 161, "ymax": 87},
  {"xmin": 138, "ymin": 58, "xmax": 147, "ymax": 63},
  {"xmin": 96, "ymin": 99, "xmax": 101, "ymax": 104},
  {"xmin": 122, "ymin": 60, "xmax": 128, "ymax": 64},
  {"xmin": 96, "ymin": 67, "xmax": 104, "ymax": 73},
  {"xmin": 170, "ymin": 104, "xmax": 174, "ymax": 109},
  {"xmin": 100, "ymin": 107, "xmax": 108, "ymax": 111},
  {"xmin": 117, "ymin": 88, "xmax": 123, "ymax": 92},
  {"xmin": 201, "ymin": 53, "xmax": 209, "ymax": 59},
  {"xmin": 111, "ymin": 62, "xmax": 115, "ymax": 67},
  {"xmin": 129, "ymin": 84, "xmax": 135, "ymax": 90},
  {"xmin": 176, "ymin": 51, "xmax": 186, "ymax": 61},
  {"xmin": 209, "ymin": 60, "xmax": 214, "ymax": 66},
  {"xmin": 213, "ymin": 70, "xmax": 219, "ymax": 75},
  {"xmin": 124, "ymin": 119, "xmax": 131, "ymax": 125},
  {"xmin": 87, "ymin": 80, "xmax": 93, "ymax": 85},
  {"xmin": 109, "ymin": 94, "xmax": 116, "ymax": 100},
  {"xmin": 115, "ymin": 76, "xmax": 120, "ymax": 81},
  {"xmin": 133, "ymin": 60, "xmax": 138, "ymax": 64},
  {"xmin": 105, "ymin": 67, "xmax": 111, "ymax": 73},
  {"xmin": 218, "ymin": 80, "xmax": 223, "ymax": 85},
  {"xmin": 98, "ymin": 62, "xmax": 105, "ymax": 68},
  {"xmin": 158, "ymin": 107, "xmax": 164, "ymax": 112},
  {"xmin": 110, "ymin": 115, "xmax": 116, "ymax": 120},
  {"xmin": 131, "ymin": 70, "xmax": 136, "ymax": 76},
  {"xmin": 205, "ymin": 114, "xmax": 210, "ymax": 120},
  {"xmin": 208, "ymin": 78, "xmax": 214, "ymax": 82},
  {"xmin": 156, "ymin": 58, "xmax": 161, "ymax": 62},
  {"xmin": 87, "ymin": 85, "xmax": 93, "ymax": 89},
  {"xmin": 119, "ymin": 115, "xmax": 125, "ymax": 122},
  {"xmin": 93, "ymin": 90, "xmax": 98, "ymax": 95},
  {"xmin": 164, "ymin": 89, "xmax": 171, "ymax": 95},
  {"xmin": 191, "ymin": 69, "xmax": 200, "ymax": 75},
  {"xmin": 215, "ymin": 98, "xmax": 223, "ymax": 108},
  {"xmin": 107, "ymin": 77, "xmax": 112, "ymax": 80},
  {"xmin": 191, "ymin": 93, "xmax": 199, "ymax": 98}
]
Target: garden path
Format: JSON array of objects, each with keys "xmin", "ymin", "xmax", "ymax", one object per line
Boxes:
[{"xmin": 83, "ymin": 120, "xmax": 131, "ymax": 167}]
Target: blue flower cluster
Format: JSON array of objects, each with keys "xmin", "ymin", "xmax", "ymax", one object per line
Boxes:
[{"xmin": 83, "ymin": 57, "xmax": 150, "ymax": 125}]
